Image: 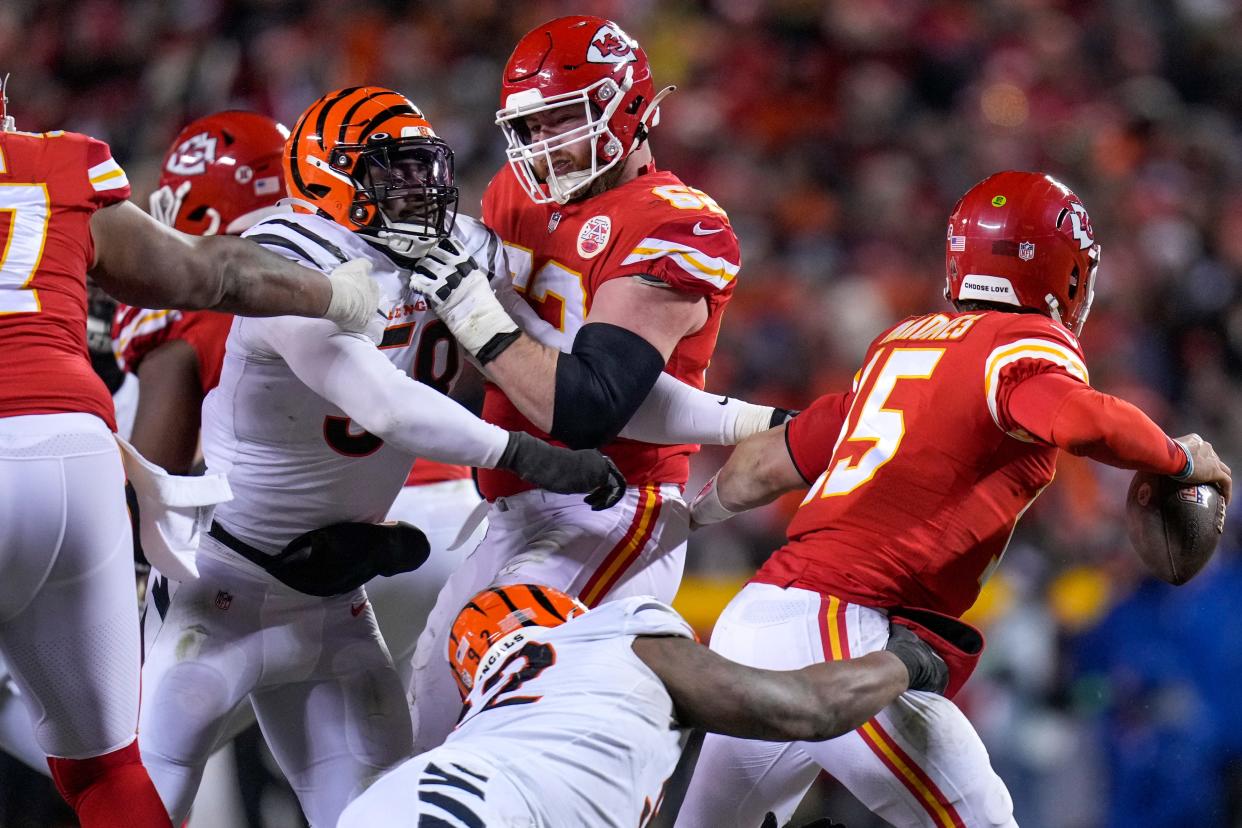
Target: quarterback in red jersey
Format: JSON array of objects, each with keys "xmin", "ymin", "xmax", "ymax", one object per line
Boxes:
[
  {"xmin": 675, "ymin": 172, "xmax": 1230, "ymax": 828},
  {"xmin": 404, "ymin": 15, "xmax": 757, "ymax": 751},
  {"xmin": 0, "ymin": 80, "xmax": 380, "ymax": 826}
]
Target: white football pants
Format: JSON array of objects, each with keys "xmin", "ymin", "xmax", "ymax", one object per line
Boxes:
[
  {"xmin": 138, "ymin": 536, "xmax": 411, "ymax": 827},
  {"xmin": 0, "ymin": 413, "xmax": 141, "ymax": 761},
  {"xmin": 676, "ymin": 583, "xmax": 1017, "ymax": 828}
]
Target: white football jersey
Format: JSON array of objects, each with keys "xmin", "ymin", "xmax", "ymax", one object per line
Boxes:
[
  {"xmin": 448, "ymin": 596, "xmax": 695, "ymax": 827},
  {"xmin": 202, "ymin": 212, "xmax": 503, "ymax": 552}
]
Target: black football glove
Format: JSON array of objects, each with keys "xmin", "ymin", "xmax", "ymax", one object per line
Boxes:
[
  {"xmin": 498, "ymin": 432, "xmax": 626, "ymax": 510},
  {"xmin": 885, "ymin": 622, "xmax": 949, "ymax": 694},
  {"xmin": 271, "ymin": 521, "xmax": 431, "ymax": 597}
]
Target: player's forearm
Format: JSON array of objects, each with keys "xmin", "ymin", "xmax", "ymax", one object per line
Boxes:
[
  {"xmin": 641, "ymin": 635, "xmax": 907, "ymax": 742},
  {"xmin": 618, "ymin": 373, "xmax": 780, "ymax": 445},
  {"xmin": 719, "ymin": 425, "xmax": 803, "ymax": 510},
  {"xmin": 1009, "ymin": 374, "xmax": 1186, "ymax": 474},
  {"xmin": 197, "ymin": 235, "xmax": 334, "ymax": 318},
  {"xmin": 793, "ymin": 653, "xmax": 910, "ymax": 740},
  {"xmin": 91, "ymin": 201, "xmax": 329, "ymax": 316},
  {"xmin": 483, "ymin": 335, "xmax": 560, "ymax": 432}
]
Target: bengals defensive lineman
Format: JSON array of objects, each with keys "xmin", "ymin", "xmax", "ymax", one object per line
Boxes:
[
  {"xmin": 135, "ymin": 87, "xmax": 626, "ymax": 826},
  {"xmin": 0, "ymin": 84, "xmax": 378, "ymax": 826},
  {"xmin": 676, "ymin": 172, "xmax": 1231, "ymax": 827},
  {"xmin": 340, "ymin": 584, "xmax": 951, "ymax": 827},
  {"xmin": 406, "ymin": 15, "xmax": 755, "ymax": 752}
]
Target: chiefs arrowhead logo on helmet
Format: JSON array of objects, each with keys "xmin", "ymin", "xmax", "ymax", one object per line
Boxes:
[
  {"xmin": 587, "ymin": 26, "xmax": 637, "ymax": 63},
  {"xmin": 166, "ymin": 132, "xmax": 218, "ymax": 176},
  {"xmin": 1060, "ymin": 201, "xmax": 1095, "ymax": 250}
]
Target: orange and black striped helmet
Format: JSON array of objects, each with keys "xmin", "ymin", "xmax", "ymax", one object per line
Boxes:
[
  {"xmin": 284, "ymin": 86, "xmax": 458, "ymax": 258},
  {"xmin": 449, "ymin": 584, "xmax": 587, "ymax": 698}
]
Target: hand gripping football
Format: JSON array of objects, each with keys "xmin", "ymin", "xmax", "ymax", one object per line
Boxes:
[{"xmin": 1125, "ymin": 471, "xmax": 1226, "ymax": 585}]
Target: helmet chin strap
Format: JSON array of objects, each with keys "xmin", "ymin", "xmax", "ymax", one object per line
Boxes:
[
  {"xmin": 631, "ymin": 85, "xmax": 677, "ymax": 152},
  {"xmin": 1045, "ymin": 293, "xmax": 1064, "ymax": 326}
]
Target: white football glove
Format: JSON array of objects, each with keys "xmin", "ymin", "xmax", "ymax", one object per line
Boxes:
[
  {"xmin": 148, "ymin": 181, "xmax": 193, "ymax": 229},
  {"xmin": 409, "ymin": 237, "xmax": 520, "ymax": 361},
  {"xmin": 324, "ymin": 258, "xmax": 383, "ymax": 336}
]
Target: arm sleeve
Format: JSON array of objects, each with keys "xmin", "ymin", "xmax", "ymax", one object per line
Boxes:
[
  {"xmin": 256, "ymin": 316, "xmax": 510, "ymax": 468},
  {"xmin": 785, "ymin": 391, "xmax": 852, "ymax": 483},
  {"xmin": 1004, "ymin": 371, "xmax": 1186, "ymax": 474},
  {"xmin": 618, "ymin": 374, "xmax": 777, "ymax": 445}
]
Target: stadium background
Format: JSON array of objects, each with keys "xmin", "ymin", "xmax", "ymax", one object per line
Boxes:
[{"xmin": 2, "ymin": 0, "xmax": 1241, "ymax": 825}]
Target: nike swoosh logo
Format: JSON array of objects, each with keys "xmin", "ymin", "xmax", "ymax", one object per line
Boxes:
[
  {"xmin": 717, "ymin": 396, "xmax": 730, "ymax": 406},
  {"xmin": 350, "ymin": 601, "xmax": 368, "ymax": 617},
  {"xmin": 692, "ymin": 222, "xmax": 724, "ymax": 236}
]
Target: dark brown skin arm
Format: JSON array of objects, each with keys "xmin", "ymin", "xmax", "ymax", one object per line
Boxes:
[
  {"xmin": 89, "ymin": 201, "xmax": 332, "ymax": 317},
  {"xmin": 632, "ymin": 635, "xmax": 909, "ymax": 742},
  {"xmin": 129, "ymin": 340, "xmax": 203, "ymax": 475}
]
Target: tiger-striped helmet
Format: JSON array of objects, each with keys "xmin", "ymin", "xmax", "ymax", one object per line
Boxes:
[
  {"xmin": 448, "ymin": 584, "xmax": 587, "ymax": 698},
  {"xmin": 285, "ymin": 86, "xmax": 458, "ymax": 259}
]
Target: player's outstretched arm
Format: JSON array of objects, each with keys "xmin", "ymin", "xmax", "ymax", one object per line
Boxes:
[
  {"xmin": 633, "ymin": 626, "xmax": 941, "ymax": 742},
  {"xmin": 89, "ymin": 201, "xmax": 378, "ymax": 331},
  {"xmin": 258, "ymin": 315, "xmax": 624, "ymax": 508},
  {"xmin": 499, "ymin": 281, "xmax": 788, "ymax": 446},
  {"xmin": 409, "ymin": 238, "xmax": 708, "ymax": 448},
  {"xmin": 690, "ymin": 424, "xmax": 807, "ymax": 527},
  {"xmin": 1005, "ymin": 371, "xmax": 1232, "ymax": 500}
]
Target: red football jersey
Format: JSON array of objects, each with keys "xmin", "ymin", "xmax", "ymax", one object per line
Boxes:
[
  {"xmin": 112, "ymin": 305, "xmax": 233, "ymax": 395},
  {"xmin": 0, "ymin": 130, "xmax": 131, "ymax": 429},
  {"xmin": 754, "ymin": 310, "xmax": 1091, "ymax": 617},
  {"xmin": 404, "ymin": 458, "xmax": 472, "ymax": 487},
  {"xmin": 478, "ymin": 164, "xmax": 740, "ymax": 499}
]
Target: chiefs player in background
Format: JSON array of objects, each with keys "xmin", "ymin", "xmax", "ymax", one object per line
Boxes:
[
  {"xmin": 675, "ymin": 172, "xmax": 1231, "ymax": 827},
  {"xmin": 0, "ymin": 85, "xmax": 378, "ymax": 825},
  {"xmin": 405, "ymin": 14, "xmax": 770, "ymax": 751}
]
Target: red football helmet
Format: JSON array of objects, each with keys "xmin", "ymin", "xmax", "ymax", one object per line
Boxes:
[
  {"xmin": 945, "ymin": 171, "xmax": 1101, "ymax": 336},
  {"xmin": 496, "ymin": 15, "xmax": 674, "ymax": 204},
  {"xmin": 152, "ymin": 111, "xmax": 289, "ymax": 236},
  {"xmin": 448, "ymin": 584, "xmax": 586, "ymax": 698}
]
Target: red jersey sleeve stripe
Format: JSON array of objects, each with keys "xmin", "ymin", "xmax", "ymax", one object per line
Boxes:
[
  {"xmin": 984, "ymin": 338, "xmax": 1088, "ymax": 437},
  {"xmin": 620, "ymin": 237, "xmax": 739, "ymax": 289}
]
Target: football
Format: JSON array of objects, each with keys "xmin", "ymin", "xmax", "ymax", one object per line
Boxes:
[{"xmin": 1125, "ymin": 471, "xmax": 1227, "ymax": 585}]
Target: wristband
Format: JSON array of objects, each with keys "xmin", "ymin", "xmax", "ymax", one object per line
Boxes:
[
  {"xmin": 690, "ymin": 473, "xmax": 740, "ymax": 527},
  {"xmin": 1172, "ymin": 440, "xmax": 1194, "ymax": 481}
]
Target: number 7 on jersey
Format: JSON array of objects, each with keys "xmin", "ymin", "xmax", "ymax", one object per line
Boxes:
[{"xmin": 0, "ymin": 184, "xmax": 51, "ymax": 315}]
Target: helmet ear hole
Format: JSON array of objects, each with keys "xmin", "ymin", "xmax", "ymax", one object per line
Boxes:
[
  {"xmin": 1068, "ymin": 264, "xmax": 1080, "ymax": 300},
  {"xmin": 307, "ymin": 183, "xmax": 331, "ymax": 198}
]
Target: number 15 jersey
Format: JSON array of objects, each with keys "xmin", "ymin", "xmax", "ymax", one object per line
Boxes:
[{"xmin": 756, "ymin": 310, "xmax": 1090, "ymax": 618}]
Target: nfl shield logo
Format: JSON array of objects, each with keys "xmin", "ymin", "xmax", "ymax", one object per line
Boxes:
[
  {"xmin": 214, "ymin": 590, "xmax": 233, "ymax": 611},
  {"xmin": 1018, "ymin": 241, "xmax": 1035, "ymax": 261}
]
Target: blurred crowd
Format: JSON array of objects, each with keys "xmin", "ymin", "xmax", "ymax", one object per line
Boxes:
[{"xmin": 2, "ymin": 0, "xmax": 1241, "ymax": 825}]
